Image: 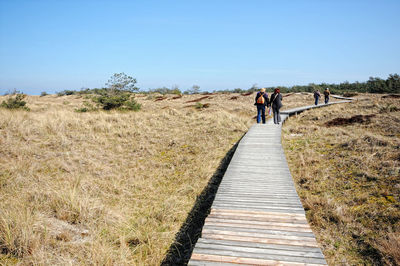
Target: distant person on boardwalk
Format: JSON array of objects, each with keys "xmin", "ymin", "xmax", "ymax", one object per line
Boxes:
[
  {"xmin": 269, "ymin": 88, "xmax": 283, "ymax": 125},
  {"xmin": 254, "ymin": 88, "xmax": 269, "ymax": 124},
  {"xmin": 324, "ymin": 88, "xmax": 330, "ymax": 104},
  {"xmin": 314, "ymin": 90, "xmax": 321, "ymax": 105}
]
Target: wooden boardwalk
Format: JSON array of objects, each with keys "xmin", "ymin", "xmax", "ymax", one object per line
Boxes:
[{"xmin": 188, "ymin": 101, "xmax": 351, "ymax": 266}]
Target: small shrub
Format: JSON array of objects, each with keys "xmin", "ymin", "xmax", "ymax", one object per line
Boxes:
[
  {"xmin": 379, "ymin": 104, "xmax": 399, "ymax": 113},
  {"xmin": 195, "ymin": 102, "xmax": 210, "ymax": 109},
  {"xmin": 171, "ymin": 88, "xmax": 182, "ymax": 95},
  {"xmin": 93, "ymin": 93, "xmax": 141, "ymax": 111},
  {"xmin": 75, "ymin": 107, "xmax": 89, "ymax": 113},
  {"xmin": 40, "ymin": 92, "xmax": 48, "ymax": 97},
  {"xmin": 57, "ymin": 90, "xmax": 76, "ymax": 96},
  {"xmin": 124, "ymin": 98, "xmax": 142, "ymax": 111},
  {"xmin": 94, "ymin": 94, "xmax": 129, "ymax": 110},
  {"xmin": 0, "ymin": 94, "xmax": 30, "ymax": 111}
]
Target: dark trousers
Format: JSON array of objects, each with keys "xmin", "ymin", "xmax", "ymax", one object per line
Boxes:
[
  {"xmin": 272, "ymin": 105, "xmax": 281, "ymax": 124},
  {"xmin": 315, "ymin": 97, "xmax": 319, "ymax": 105},
  {"xmin": 257, "ymin": 105, "xmax": 266, "ymax": 124},
  {"xmin": 325, "ymin": 96, "xmax": 329, "ymax": 104}
]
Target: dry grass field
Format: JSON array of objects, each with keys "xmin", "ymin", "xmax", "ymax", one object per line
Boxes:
[
  {"xmin": 282, "ymin": 94, "xmax": 400, "ymax": 265},
  {"xmin": 0, "ymin": 92, "xmax": 398, "ymax": 265}
]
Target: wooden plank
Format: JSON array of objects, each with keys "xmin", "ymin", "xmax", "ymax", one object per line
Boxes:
[
  {"xmin": 217, "ymin": 186, "xmax": 296, "ymax": 189},
  {"xmin": 223, "ymin": 173, "xmax": 292, "ymax": 178},
  {"xmin": 205, "ymin": 218, "xmax": 312, "ymax": 229},
  {"xmin": 214, "ymin": 194, "xmax": 300, "ymax": 199},
  {"xmin": 201, "ymin": 229, "xmax": 318, "ymax": 243},
  {"xmin": 216, "ymin": 189, "xmax": 298, "ymax": 194},
  {"xmin": 212, "ymin": 202, "xmax": 303, "ymax": 209},
  {"xmin": 201, "ymin": 233, "xmax": 319, "ymax": 248},
  {"xmin": 224, "ymin": 166, "xmax": 290, "ymax": 170},
  {"xmin": 212, "ymin": 203, "xmax": 304, "ymax": 211},
  {"xmin": 210, "ymin": 209, "xmax": 307, "ymax": 218},
  {"xmin": 213, "ymin": 196, "xmax": 301, "ymax": 204},
  {"xmin": 218, "ymin": 184, "xmax": 296, "ymax": 189},
  {"xmin": 215, "ymin": 192, "xmax": 299, "ymax": 197},
  {"xmin": 213, "ymin": 196, "xmax": 301, "ymax": 201},
  {"xmin": 196, "ymin": 238, "xmax": 322, "ymax": 253},
  {"xmin": 218, "ymin": 181, "xmax": 296, "ymax": 186},
  {"xmin": 202, "ymin": 225, "xmax": 316, "ymax": 238},
  {"xmin": 211, "ymin": 206, "xmax": 305, "ymax": 214},
  {"xmin": 211, "ymin": 203, "xmax": 300, "ymax": 208},
  {"xmin": 204, "ymin": 221, "xmax": 313, "ymax": 232},
  {"xmin": 211, "ymin": 207, "xmax": 305, "ymax": 214},
  {"xmin": 214, "ymin": 191, "xmax": 299, "ymax": 195},
  {"xmin": 212, "ymin": 200, "xmax": 302, "ymax": 206},
  {"xmin": 190, "ymin": 253, "xmax": 327, "ymax": 265},
  {"xmin": 219, "ymin": 179, "xmax": 294, "ymax": 183},
  {"xmin": 212, "ymin": 206, "xmax": 305, "ymax": 214},
  {"xmin": 214, "ymin": 194, "xmax": 300, "ymax": 200},
  {"xmin": 207, "ymin": 214, "xmax": 308, "ymax": 224},
  {"xmin": 214, "ymin": 195, "xmax": 301, "ymax": 201},
  {"xmin": 194, "ymin": 243, "xmax": 325, "ymax": 259},
  {"xmin": 218, "ymin": 181, "xmax": 295, "ymax": 185},
  {"xmin": 192, "ymin": 248, "xmax": 326, "ymax": 264},
  {"xmin": 188, "ymin": 260, "xmax": 253, "ymax": 266},
  {"xmin": 215, "ymin": 194, "xmax": 294, "ymax": 198}
]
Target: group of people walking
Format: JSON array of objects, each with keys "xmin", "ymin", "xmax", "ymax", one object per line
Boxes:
[
  {"xmin": 255, "ymin": 87, "xmax": 331, "ymax": 124},
  {"xmin": 314, "ymin": 88, "xmax": 330, "ymax": 105},
  {"xmin": 254, "ymin": 88, "xmax": 282, "ymax": 124}
]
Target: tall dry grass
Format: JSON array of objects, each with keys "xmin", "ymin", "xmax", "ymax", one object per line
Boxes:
[
  {"xmin": 0, "ymin": 92, "xmax": 318, "ymax": 265},
  {"xmin": 282, "ymin": 94, "xmax": 400, "ymax": 265}
]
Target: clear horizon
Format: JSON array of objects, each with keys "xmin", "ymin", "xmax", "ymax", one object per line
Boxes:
[{"xmin": 1, "ymin": 0, "xmax": 399, "ymax": 95}]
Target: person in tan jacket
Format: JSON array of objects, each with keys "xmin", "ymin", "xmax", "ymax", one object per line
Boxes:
[{"xmin": 324, "ymin": 88, "xmax": 330, "ymax": 104}]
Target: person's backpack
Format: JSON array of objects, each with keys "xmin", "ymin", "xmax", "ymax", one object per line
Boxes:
[{"xmin": 256, "ymin": 93, "xmax": 265, "ymax": 104}]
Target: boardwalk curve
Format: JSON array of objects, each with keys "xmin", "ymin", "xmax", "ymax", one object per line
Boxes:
[{"xmin": 188, "ymin": 100, "xmax": 352, "ymax": 265}]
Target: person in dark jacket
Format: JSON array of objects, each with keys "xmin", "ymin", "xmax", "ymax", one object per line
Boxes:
[
  {"xmin": 314, "ymin": 90, "xmax": 321, "ymax": 105},
  {"xmin": 269, "ymin": 88, "xmax": 283, "ymax": 124},
  {"xmin": 254, "ymin": 88, "xmax": 269, "ymax": 124}
]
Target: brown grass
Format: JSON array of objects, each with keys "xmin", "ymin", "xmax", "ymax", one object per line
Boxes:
[
  {"xmin": 0, "ymin": 92, "xmax": 316, "ymax": 265},
  {"xmin": 1, "ymin": 92, "xmax": 381, "ymax": 265},
  {"xmin": 282, "ymin": 94, "xmax": 400, "ymax": 265}
]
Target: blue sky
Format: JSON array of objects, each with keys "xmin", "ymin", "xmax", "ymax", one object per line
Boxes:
[{"xmin": 0, "ymin": 0, "xmax": 399, "ymax": 95}]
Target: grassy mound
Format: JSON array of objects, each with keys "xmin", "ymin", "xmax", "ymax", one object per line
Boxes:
[{"xmin": 282, "ymin": 94, "xmax": 400, "ymax": 265}]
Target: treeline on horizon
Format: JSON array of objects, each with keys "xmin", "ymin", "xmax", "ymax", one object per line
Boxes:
[
  {"xmin": 269, "ymin": 73, "xmax": 400, "ymax": 95},
  {"xmin": 4, "ymin": 73, "xmax": 399, "ymax": 97}
]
